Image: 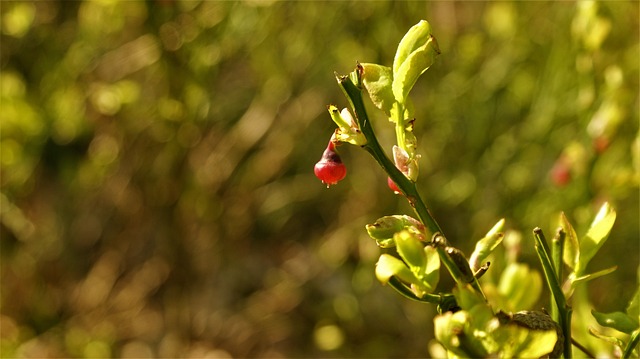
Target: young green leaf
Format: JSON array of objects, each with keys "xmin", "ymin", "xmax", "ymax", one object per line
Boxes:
[
  {"xmin": 434, "ymin": 308, "xmax": 490, "ymax": 358},
  {"xmin": 434, "ymin": 311, "xmax": 475, "ymax": 358},
  {"xmin": 365, "ymin": 214, "xmax": 426, "ymax": 248},
  {"xmin": 453, "ymin": 283, "xmax": 486, "ymax": 311},
  {"xmin": 392, "ymin": 36, "xmax": 439, "ymax": 105},
  {"xmin": 396, "ymin": 230, "xmax": 427, "ymax": 273},
  {"xmin": 423, "ymin": 245, "xmax": 441, "ymax": 292},
  {"xmin": 592, "ymin": 310, "xmax": 639, "ymax": 334},
  {"xmin": 576, "ymin": 202, "xmax": 616, "ymax": 275},
  {"xmin": 375, "ymin": 254, "xmax": 418, "ymax": 286},
  {"xmin": 392, "ymin": 20, "xmax": 440, "ymax": 104},
  {"xmin": 470, "ymin": 218, "xmax": 505, "ymax": 272},
  {"xmin": 360, "ymin": 63, "xmax": 394, "ymax": 116},
  {"xmin": 497, "ymin": 263, "xmax": 543, "ymax": 311},
  {"xmin": 506, "ymin": 327, "xmax": 558, "ymax": 359},
  {"xmin": 393, "ymin": 20, "xmax": 434, "ymax": 75},
  {"xmin": 560, "ymin": 212, "xmax": 580, "ymax": 270},
  {"xmin": 569, "ymin": 265, "xmax": 617, "ymax": 292}
]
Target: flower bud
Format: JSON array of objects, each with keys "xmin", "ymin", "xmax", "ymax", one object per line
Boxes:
[{"xmin": 387, "ymin": 177, "xmax": 401, "ymax": 194}]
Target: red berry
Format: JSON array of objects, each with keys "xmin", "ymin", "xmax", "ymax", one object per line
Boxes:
[
  {"xmin": 593, "ymin": 136, "xmax": 610, "ymax": 154},
  {"xmin": 387, "ymin": 177, "xmax": 401, "ymax": 194},
  {"xmin": 551, "ymin": 161, "xmax": 571, "ymax": 187},
  {"xmin": 314, "ymin": 141, "xmax": 347, "ymax": 187}
]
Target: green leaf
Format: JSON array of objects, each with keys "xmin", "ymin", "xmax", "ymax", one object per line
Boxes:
[
  {"xmin": 512, "ymin": 328, "xmax": 558, "ymax": 359},
  {"xmin": 392, "ymin": 20, "xmax": 440, "ymax": 104},
  {"xmin": 396, "ymin": 230, "xmax": 427, "ymax": 273},
  {"xmin": 434, "ymin": 309, "xmax": 489, "ymax": 358},
  {"xmin": 560, "ymin": 212, "xmax": 580, "ymax": 270},
  {"xmin": 454, "ymin": 283, "xmax": 486, "ymax": 311},
  {"xmin": 498, "ymin": 263, "xmax": 543, "ymax": 311},
  {"xmin": 360, "ymin": 63, "xmax": 394, "ymax": 116},
  {"xmin": 375, "ymin": 254, "xmax": 417, "ymax": 286},
  {"xmin": 434, "ymin": 311, "xmax": 474, "ymax": 358},
  {"xmin": 592, "ymin": 310, "xmax": 640, "ymax": 334},
  {"xmin": 491, "ymin": 321, "xmax": 557, "ymax": 358},
  {"xmin": 570, "ymin": 265, "xmax": 617, "ymax": 288},
  {"xmin": 577, "ymin": 202, "xmax": 616, "ymax": 275},
  {"xmin": 423, "ymin": 245, "xmax": 440, "ymax": 292},
  {"xmin": 365, "ymin": 215, "xmax": 426, "ymax": 248},
  {"xmin": 469, "ymin": 218, "xmax": 505, "ymax": 272},
  {"xmin": 393, "ymin": 20, "xmax": 434, "ymax": 75}
]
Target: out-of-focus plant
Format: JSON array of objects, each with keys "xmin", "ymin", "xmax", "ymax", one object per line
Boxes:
[{"xmin": 315, "ymin": 19, "xmax": 638, "ymax": 358}]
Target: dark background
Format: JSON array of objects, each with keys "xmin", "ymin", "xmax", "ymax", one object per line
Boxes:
[{"xmin": 1, "ymin": 1, "xmax": 638, "ymax": 357}]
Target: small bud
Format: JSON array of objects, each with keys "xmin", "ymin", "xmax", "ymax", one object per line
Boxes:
[
  {"xmin": 387, "ymin": 177, "xmax": 401, "ymax": 194},
  {"xmin": 314, "ymin": 139, "xmax": 347, "ymax": 187},
  {"xmin": 327, "ymin": 106, "xmax": 366, "ymax": 146}
]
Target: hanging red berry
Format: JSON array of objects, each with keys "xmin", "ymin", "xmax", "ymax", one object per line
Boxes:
[
  {"xmin": 314, "ymin": 140, "xmax": 347, "ymax": 187},
  {"xmin": 550, "ymin": 159, "xmax": 571, "ymax": 187}
]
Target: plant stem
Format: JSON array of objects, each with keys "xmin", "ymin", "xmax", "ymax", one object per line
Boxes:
[
  {"xmin": 436, "ymin": 245, "xmax": 486, "ymax": 299},
  {"xmin": 336, "ymin": 72, "xmax": 443, "ymax": 237},
  {"xmin": 571, "ymin": 338, "xmax": 596, "ymax": 358},
  {"xmin": 388, "ymin": 277, "xmax": 456, "ymax": 307},
  {"xmin": 533, "ymin": 228, "xmax": 572, "ymax": 358},
  {"xmin": 623, "ymin": 329, "xmax": 640, "ymax": 359},
  {"xmin": 337, "ymin": 70, "xmax": 489, "ymax": 301},
  {"xmin": 551, "ymin": 228, "xmax": 565, "ymax": 324}
]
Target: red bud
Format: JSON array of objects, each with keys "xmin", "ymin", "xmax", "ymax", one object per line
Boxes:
[{"xmin": 314, "ymin": 141, "xmax": 347, "ymax": 187}]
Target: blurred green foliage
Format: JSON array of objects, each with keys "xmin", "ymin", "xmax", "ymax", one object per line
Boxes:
[{"xmin": 0, "ymin": 1, "xmax": 638, "ymax": 357}]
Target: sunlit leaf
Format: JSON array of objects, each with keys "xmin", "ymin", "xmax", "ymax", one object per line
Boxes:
[
  {"xmin": 498, "ymin": 263, "xmax": 543, "ymax": 311},
  {"xmin": 393, "ymin": 21, "xmax": 433, "ymax": 74},
  {"xmin": 454, "ymin": 284, "xmax": 486, "ymax": 311},
  {"xmin": 577, "ymin": 202, "xmax": 616, "ymax": 275},
  {"xmin": 392, "ymin": 20, "xmax": 439, "ymax": 104},
  {"xmin": 560, "ymin": 212, "xmax": 580, "ymax": 270},
  {"xmin": 375, "ymin": 254, "xmax": 417, "ymax": 286},
  {"xmin": 423, "ymin": 245, "xmax": 440, "ymax": 292},
  {"xmin": 470, "ymin": 218, "xmax": 505, "ymax": 272},
  {"xmin": 570, "ymin": 265, "xmax": 617, "ymax": 288},
  {"xmin": 491, "ymin": 323, "xmax": 557, "ymax": 358},
  {"xmin": 592, "ymin": 310, "xmax": 639, "ymax": 334},
  {"xmin": 434, "ymin": 311, "xmax": 473, "ymax": 358},
  {"xmin": 365, "ymin": 215, "xmax": 425, "ymax": 248},
  {"xmin": 396, "ymin": 230, "xmax": 427, "ymax": 272},
  {"xmin": 392, "ymin": 37, "xmax": 439, "ymax": 104},
  {"xmin": 513, "ymin": 329, "xmax": 558, "ymax": 358},
  {"xmin": 360, "ymin": 63, "xmax": 394, "ymax": 116},
  {"xmin": 434, "ymin": 309, "xmax": 488, "ymax": 358}
]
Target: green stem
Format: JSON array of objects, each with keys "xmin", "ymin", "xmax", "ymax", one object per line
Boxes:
[
  {"xmin": 436, "ymin": 245, "xmax": 486, "ymax": 300},
  {"xmin": 388, "ymin": 277, "xmax": 456, "ymax": 307},
  {"xmin": 337, "ymin": 70, "xmax": 488, "ymax": 301},
  {"xmin": 623, "ymin": 329, "xmax": 640, "ymax": 359},
  {"xmin": 336, "ymin": 72, "xmax": 443, "ymax": 237},
  {"xmin": 533, "ymin": 228, "xmax": 572, "ymax": 359},
  {"xmin": 551, "ymin": 228, "xmax": 565, "ymax": 324}
]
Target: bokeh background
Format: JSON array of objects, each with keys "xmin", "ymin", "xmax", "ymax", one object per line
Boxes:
[{"xmin": 1, "ymin": 1, "xmax": 638, "ymax": 358}]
